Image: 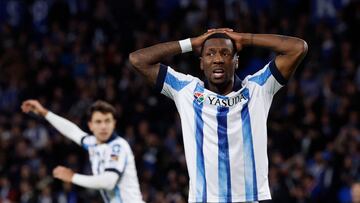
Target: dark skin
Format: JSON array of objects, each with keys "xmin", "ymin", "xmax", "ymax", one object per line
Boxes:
[
  {"xmin": 200, "ymin": 38, "xmax": 238, "ymax": 94},
  {"xmin": 129, "ymin": 28, "xmax": 308, "ymax": 95}
]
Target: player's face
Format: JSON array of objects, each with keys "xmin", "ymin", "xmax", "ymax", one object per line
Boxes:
[
  {"xmin": 88, "ymin": 111, "xmax": 116, "ymax": 143},
  {"xmin": 200, "ymin": 38, "xmax": 238, "ymax": 87}
]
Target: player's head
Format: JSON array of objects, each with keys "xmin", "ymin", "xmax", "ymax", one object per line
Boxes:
[
  {"xmin": 87, "ymin": 100, "xmax": 117, "ymax": 143},
  {"xmin": 200, "ymin": 33, "xmax": 239, "ymax": 89}
]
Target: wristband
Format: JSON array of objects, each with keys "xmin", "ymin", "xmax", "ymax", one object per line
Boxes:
[{"xmin": 179, "ymin": 38, "xmax": 192, "ymax": 53}]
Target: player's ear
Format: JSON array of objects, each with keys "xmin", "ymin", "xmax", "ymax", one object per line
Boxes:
[
  {"xmin": 88, "ymin": 121, "xmax": 93, "ymax": 131},
  {"xmin": 234, "ymin": 55, "xmax": 239, "ymax": 69},
  {"xmin": 200, "ymin": 57, "xmax": 204, "ymax": 70}
]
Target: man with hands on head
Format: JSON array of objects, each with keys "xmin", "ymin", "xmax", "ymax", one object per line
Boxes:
[
  {"xmin": 130, "ymin": 28, "xmax": 307, "ymax": 203},
  {"xmin": 21, "ymin": 99, "xmax": 144, "ymax": 203}
]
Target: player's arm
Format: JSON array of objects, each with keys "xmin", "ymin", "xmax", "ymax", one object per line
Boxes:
[
  {"xmin": 53, "ymin": 166, "xmax": 119, "ymax": 190},
  {"xmin": 21, "ymin": 99, "xmax": 87, "ymax": 145},
  {"xmin": 224, "ymin": 31, "xmax": 308, "ymax": 80},
  {"xmin": 129, "ymin": 28, "xmax": 233, "ymax": 85}
]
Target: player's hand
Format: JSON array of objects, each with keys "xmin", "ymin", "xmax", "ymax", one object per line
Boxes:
[
  {"xmin": 53, "ymin": 166, "xmax": 75, "ymax": 183},
  {"xmin": 191, "ymin": 28, "xmax": 233, "ymax": 53},
  {"xmin": 222, "ymin": 31, "xmax": 250, "ymax": 51},
  {"xmin": 21, "ymin": 99, "xmax": 48, "ymax": 117},
  {"xmin": 207, "ymin": 28, "xmax": 233, "ymax": 33}
]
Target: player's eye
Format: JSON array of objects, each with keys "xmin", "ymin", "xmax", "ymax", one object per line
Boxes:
[
  {"xmin": 206, "ymin": 52, "xmax": 215, "ymax": 57},
  {"xmin": 222, "ymin": 52, "xmax": 231, "ymax": 57}
]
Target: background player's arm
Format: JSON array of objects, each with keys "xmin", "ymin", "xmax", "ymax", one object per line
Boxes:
[
  {"xmin": 53, "ymin": 166, "xmax": 119, "ymax": 190},
  {"xmin": 129, "ymin": 29, "xmax": 232, "ymax": 85},
  {"xmin": 21, "ymin": 100, "xmax": 87, "ymax": 145},
  {"xmin": 224, "ymin": 31, "xmax": 308, "ymax": 80}
]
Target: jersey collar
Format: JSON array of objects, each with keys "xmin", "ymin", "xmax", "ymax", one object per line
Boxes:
[
  {"xmin": 204, "ymin": 74, "xmax": 242, "ymax": 92},
  {"xmin": 232, "ymin": 74, "xmax": 242, "ymax": 91},
  {"xmin": 105, "ymin": 132, "xmax": 119, "ymax": 143}
]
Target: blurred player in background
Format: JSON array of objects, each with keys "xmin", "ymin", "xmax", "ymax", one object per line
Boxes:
[
  {"xmin": 130, "ymin": 28, "xmax": 307, "ymax": 202},
  {"xmin": 21, "ymin": 99, "xmax": 144, "ymax": 203}
]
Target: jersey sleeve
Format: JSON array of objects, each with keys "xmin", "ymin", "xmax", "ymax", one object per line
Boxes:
[
  {"xmin": 45, "ymin": 112, "xmax": 88, "ymax": 145},
  {"xmin": 154, "ymin": 64, "xmax": 194, "ymax": 100},
  {"xmin": 247, "ymin": 60, "xmax": 288, "ymax": 95},
  {"xmin": 80, "ymin": 135, "xmax": 96, "ymax": 151},
  {"xmin": 103, "ymin": 143, "xmax": 128, "ymax": 178},
  {"xmin": 72, "ymin": 171, "xmax": 119, "ymax": 190}
]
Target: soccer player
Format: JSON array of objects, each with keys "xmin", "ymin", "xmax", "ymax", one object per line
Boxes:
[
  {"xmin": 129, "ymin": 28, "xmax": 307, "ymax": 202},
  {"xmin": 21, "ymin": 99, "xmax": 144, "ymax": 203}
]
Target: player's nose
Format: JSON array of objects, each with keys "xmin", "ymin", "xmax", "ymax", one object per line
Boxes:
[{"xmin": 213, "ymin": 53, "xmax": 224, "ymax": 64}]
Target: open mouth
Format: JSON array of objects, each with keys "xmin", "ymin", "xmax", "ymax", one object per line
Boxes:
[{"xmin": 212, "ymin": 68, "xmax": 225, "ymax": 78}]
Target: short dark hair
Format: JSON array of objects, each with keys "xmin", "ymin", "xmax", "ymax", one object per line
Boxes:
[
  {"xmin": 87, "ymin": 100, "xmax": 116, "ymax": 121},
  {"xmin": 201, "ymin": 33, "xmax": 237, "ymax": 55}
]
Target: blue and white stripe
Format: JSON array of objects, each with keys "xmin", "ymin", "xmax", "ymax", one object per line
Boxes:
[
  {"xmin": 193, "ymin": 83, "xmax": 206, "ymax": 202},
  {"xmin": 216, "ymin": 98, "xmax": 231, "ymax": 202},
  {"xmin": 159, "ymin": 62, "xmax": 282, "ymax": 202},
  {"xmin": 241, "ymin": 88, "xmax": 258, "ymax": 201}
]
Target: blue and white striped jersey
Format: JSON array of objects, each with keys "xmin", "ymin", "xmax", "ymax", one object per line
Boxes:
[
  {"xmin": 155, "ymin": 60, "xmax": 286, "ymax": 202},
  {"xmin": 81, "ymin": 134, "xmax": 144, "ymax": 203}
]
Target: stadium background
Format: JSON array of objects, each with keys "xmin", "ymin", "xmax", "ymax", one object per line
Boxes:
[{"xmin": 0, "ymin": 0, "xmax": 359, "ymax": 202}]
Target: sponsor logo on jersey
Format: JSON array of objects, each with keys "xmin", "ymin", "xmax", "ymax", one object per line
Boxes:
[
  {"xmin": 207, "ymin": 93, "xmax": 246, "ymax": 107},
  {"xmin": 194, "ymin": 91, "xmax": 205, "ymax": 104}
]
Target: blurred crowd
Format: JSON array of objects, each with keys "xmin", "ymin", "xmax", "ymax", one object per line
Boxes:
[{"xmin": 0, "ymin": 0, "xmax": 359, "ymax": 203}]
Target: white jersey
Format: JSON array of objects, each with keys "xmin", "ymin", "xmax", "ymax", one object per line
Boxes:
[
  {"xmin": 155, "ymin": 60, "xmax": 286, "ymax": 202},
  {"xmin": 44, "ymin": 112, "xmax": 143, "ymax": 203},
  {"xmin": 81, "ymin": 134, "xmax": 144, "ymax": 203}
]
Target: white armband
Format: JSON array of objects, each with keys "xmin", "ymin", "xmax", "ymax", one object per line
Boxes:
[{"xmin": 179, "ymin": 38, "xmax": 192, "ymax": 53}]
